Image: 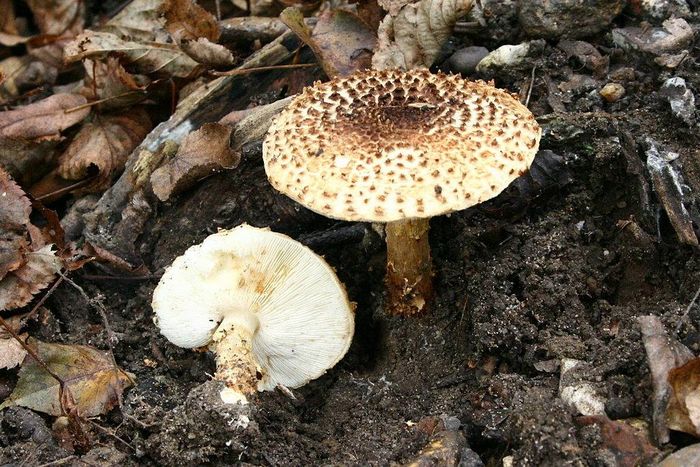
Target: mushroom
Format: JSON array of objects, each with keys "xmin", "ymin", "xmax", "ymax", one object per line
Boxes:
[
  {"xmin": 152, "ymin": 224, "xmax": 354, "ymax": 403},
  {"xmin": 263, "ymin": 68, "xmax": 541, "ymax": 315}
]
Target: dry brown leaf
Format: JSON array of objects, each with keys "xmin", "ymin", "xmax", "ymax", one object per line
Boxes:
[
  {"xmin": 310, "ymin": 10, "xmax": 376, "ymax": 77},
  {"xmin": 638, "ymin": 315, "xmax": 694, "ymax": 444},
  {"xmin": 0, "ymin": 332, "xmax": 28, "ymax": 370},
  {"xmin": 0, "ymin": 168, "xmax": 31, "ymax": 280},
  {"xmin": 64, "ymin": 31, "xmax": 201, "ymax": 78},
  {"xmin": 281, "ymin": 8, "xmax": 376, "ymax": 78},
  {"xmin": 0, "ymin": 136, "xmax": 59, "ymax": 186},
  {"xmin": 80, "ymin": 58, "xmax": 150, "ymax": 110},
  {"xmin": 0, "ymin": 0, "xmax": 29, "ymax": 47},
  {"xmin": 180, "ymin": 38, "xmax": 236, "ymax": 67},
  {"xmin": 0, "ymin": 56, "xmax": 59, "ymax": 101},
  {"xmin": 0, "ymin": 339, "xmax": 133, "ymax": 417},
  {"xmin": 372, "ymin": 0, "xmax": 474, "ymax": 70},
  {"xmin": 25, "ymin": 0, "xmax": 84, "ymax": 36},
  {"xmin": 100, "ymin": 0, "xmax": 168, "ymax": 42},
  {"xmin": 161, "ymin": 0, "xmax": 220, "ymax": 42},
  {"xmin": 0, "ymin": 93, "xmax": 90, "ymax": 140},
  {"xmin": 150, "ymin": 123, "xmax": 240, "ymax": 201},
  {"xmin": 0, "ymin": 244, "xmax": 62, "ymax": 311},
  {"xmin": 55, "ymin": 109, "xmax": 152, "ymax": 193},
  {"xmin": 668, "ymin": 358, "xmax": 700, "ymax": 437}
]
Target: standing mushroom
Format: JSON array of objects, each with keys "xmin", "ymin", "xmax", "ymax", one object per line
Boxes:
[
  {"xmin": 263, "ymin": 68, "xmax": 541, "ymax": 315},
  {"xmin": 152, "ymin": 224, "xmax": 354, "ymax": 403}
]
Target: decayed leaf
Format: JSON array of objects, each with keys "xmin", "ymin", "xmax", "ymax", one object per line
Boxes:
[
  {"xmin": 668, "ymin": 358, "xmax": 700, "ymax": 437},
  {"xmin": 161, "ymin": 0, "xmax": 220, "ymax": 42},
  {"xmin": 180, "ymin": 38, "xmax": 236, "ymax": 67},
  {"xmin": 638, "ymin": 315, "xmax": 694, "ymax": 444},
  {"xmin": 100, "ymin": 0, "xmax": 168, "ymax": 42},
  {"xmin": 0, "ymin": 136, "xmax": 59, "ymax": 186},
  {"xmin": 1, "ymin": 339, "xmax": 133, "ymax": 417},
  {"xmin": 25, "ymin": 0, "xmax": 84, "ymax": 36},
  {"xmin": 0, "ymin": 168, "xmax": 31, "ymax": 279},
  {"xmin": 150, "ymin": 123, "xmax": 240, "ymax": 201},
  {"xmin": 0, "ymin": 93, "xmax": 90, "ymax": 139},
  {"xmin": 0, "ymin": 332, "xmax": 28, "ymax": 370},
  {"xmin": 55, "ymin": 109, "xmax": 152, "ymax": 193},
  {"xmin": 64, "ymin": 31, "xmax": 200, "ymax": 78},
  {"xmin": 281, "ymin": 8, "xmax": 375, "ymax": 78},
  {"xmin": 0, "ymin": 0, "xmax": 28, "ymax": 47},
  {"xmin": 0, "ymin": 245, "xmax": 62, "ymax": 311},
  {"xmin": 80, "ymin": 58, "xmax": 150, "ymax": 110},
  {"xmin": 310, "ymin": 10, "xmax": 376, "ymax": 77},
  {"xmin": 0, "ymin": 56, "xmax": 58, "ymax": 100},
  {"xmin": 372, "ymin": 0, "xmax": 474, "ymax": 70}
]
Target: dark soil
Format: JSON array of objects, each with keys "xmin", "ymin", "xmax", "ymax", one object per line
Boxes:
[{"xmin": 2, "ymin": 8, "xmax": 700, "ymax": 467}]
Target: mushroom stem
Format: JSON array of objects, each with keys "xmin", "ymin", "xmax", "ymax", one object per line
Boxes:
[
  {"xmin": 385, "ymin": 218, "xmax": 433, "ymax": 315},
  {"xmin": 212, "ymin": 325, "xmax": 260, "ymax": 398}
]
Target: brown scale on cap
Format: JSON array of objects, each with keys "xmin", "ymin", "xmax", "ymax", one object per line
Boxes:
[{"xmin": 263, "ymin": 68, "xmax": 541, "ymax": 223}]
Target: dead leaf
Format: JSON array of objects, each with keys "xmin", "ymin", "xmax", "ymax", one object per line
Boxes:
[
  {"xmin": 668, "ymin": 358, "xmax": 700, "ymax": 437},
  {"xmin": 64, "ymin": 31, "xmax": 201, "ymax": 78},
  {"xmin": 0, "ymin": 332, "xmax": 27, "ymax": 370},
  {"xmin": 80, "ymin": 58, "xmax": 150, "ymax": 110},
  {"xmin": 638, "ymin": 315, "xmax": 694, "ymax": 444},
  {"xmin": 0, "ymin": 56, "xmax": 58, "ymax": 101},
  {"xmin": 25, "ymin": 0, "xmax": 84, "ymax": 36},
  {"xmin": 310, "ymin": 10, "xmax": 376, "ymax": 77},
  {"xmin": 660, "ymin": 444, "xmax": 700, "ymax": 466},
  {"xmin": 161, "ymin": 0, "xmax": 220, "ymax": 42},
  {"xmin": 55, "ymin": 109, "xmax": 152, "ymax": 193},
  {"xmin": 180, "ymin": 38, "xmax": 236, "ymax": 67},
  {"xmin": 99, "ymin": 0, "xmax": 169, "ymax": 42},
  {"xmin": 0, "ymin": 0, "xmax": 29, "ymax": 47},
  {"xmin": 576, "ymin": 416, "xmax": 661, "ymax": 466},
  {"xmin": 281, "ymin": 8, "xmax": 376, "ymax": 78},
  {"xmin": 0, "ymin": 93, "xmax": 90, "ymax": 139},
  {"xmin": 0, "ymin": 168, "xmax": 31, "ymax": 279},
  {"xmin": 150, "ymin": 123, "xmax": 239, "ymax": 201},
  {"xmin": 0, "ymin": 136, "xmax": 59, "ymax": 186},
  {"xmin": 0, "ymin": 244, "xmax": 62, "ymax": 311},
  {"xmin": 0, "ymin": 339, "xmax": 133, "ymax": 417},
  {"xmin": 372, "ymin": 0, "xmax": 474, "ymax": 70}
]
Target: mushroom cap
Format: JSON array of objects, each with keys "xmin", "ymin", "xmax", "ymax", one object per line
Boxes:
[
  {"xmin": 263, "ymin": 68, "xmax": 541, "ymax": 222},
  {"xmin": 152, "ymin": 225, "xmax": 354, "ymax": 391}
]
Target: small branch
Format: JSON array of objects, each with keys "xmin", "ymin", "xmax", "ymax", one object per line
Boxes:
[
  {"xmin": 676, "ymin": 283, "xmax": 700, "ymax": 333},
  {"xmin": 525, "ymin": 66, "xmax": 536, "ymax": 108},
  {"xmin": 211, "ymin": 63, "xmax": 317, "ymax": 76}
]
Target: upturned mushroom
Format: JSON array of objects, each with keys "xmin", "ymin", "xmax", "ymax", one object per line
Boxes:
[
  {"xmin": 151, "ymin": 224, "xmax": 354, "ymax": 403},
  {"xmin": 263, "ymin": 68, "xmax": 541, "ymax": 315}
]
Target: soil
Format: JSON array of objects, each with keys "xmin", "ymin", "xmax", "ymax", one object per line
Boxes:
[{"xmin": 2, "ymin": 8, "xmax": 700, "ymax": 467}]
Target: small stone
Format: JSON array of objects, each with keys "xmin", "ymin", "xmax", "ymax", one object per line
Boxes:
[
  {"xmin": 660, "ymin": 444, "xmax": 700, "ymax": 466},
  {"xmin": 631, "ymin": 0, "xmax": 691, "ymax": 21},
  {"xmin": 654, "ymin": 51, "xmax": 689, "ymax": 68},
  {"xmin": 519, "ymin": 0, "xmax": 626, "ymax": 39},
  {"xmin": 612, "ymin": 18, "xmax": 693, "ymax": 56},
  {"xmin": 660, "ymin": 77, "xmax": 695, "ymax": 124},
  {"xmin": 600, "ymin": 83, "xmax": 626, "ymax": 102},
  {"xmin": 557, "ymin": 40, "xmax": 609, "ymax": 76},
  {"xmin": 558, "ymin": 74, "xmax": 598, "ymax": 94},
  {"xmin": 608, "ymin": 67, "xmax": 636, "ymax": 82},
  {"xmin": 449, "ymin": 46, "xmax": 490, "ymax": 74},
  {"xmin": 459, "ymin": 447, "xmax": 486, "ymax": 467},
  {"xmin": 476, "ymin": 41, "xmax": 544, "ymax": 74}
]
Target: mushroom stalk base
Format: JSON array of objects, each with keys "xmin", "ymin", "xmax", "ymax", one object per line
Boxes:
[
  {"xmin": 385, "ymin": 218, "xmax": 433, "ymax": 315},
  {"xmin": 213, "ymin": 326, "xmax": 260, "ymax": 397}
]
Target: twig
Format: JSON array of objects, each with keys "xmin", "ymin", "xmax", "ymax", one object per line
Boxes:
[
  {"xmin": 36, "ymin": 456, "xmax": 78, "ymax": 467},
  {"xmin": 676, "ymin": 283, "xmax": 700, "ymax": 333},
  {"xmin": 211, "ymin": 63, "xmax": 317, "ymax": 76},
  {"xmin": 80, "ymin": 273, "xmax": 162, "ymax": 281},
  {"xmin": 35, "ymin": 177, "xmax": 98, "ymax": 201},
  {"xmin": 525, "ymin": 66, "xmax": 537, "ymax": 107},
  {"xmin": 64, "ymin": 90, "xmax": 146, "ymax": 113},
  {"xmin": 25, "ymin": 275, "xmax": 65, "ymax": 321},
  {"xmin": 87, "ymin": 419, "xmax": 136, "ymax": 452}
]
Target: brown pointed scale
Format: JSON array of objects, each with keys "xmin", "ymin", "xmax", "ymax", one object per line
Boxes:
[{"xmin": 263, "ymin": 68, "xmax": 541, "ymax": 223}]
